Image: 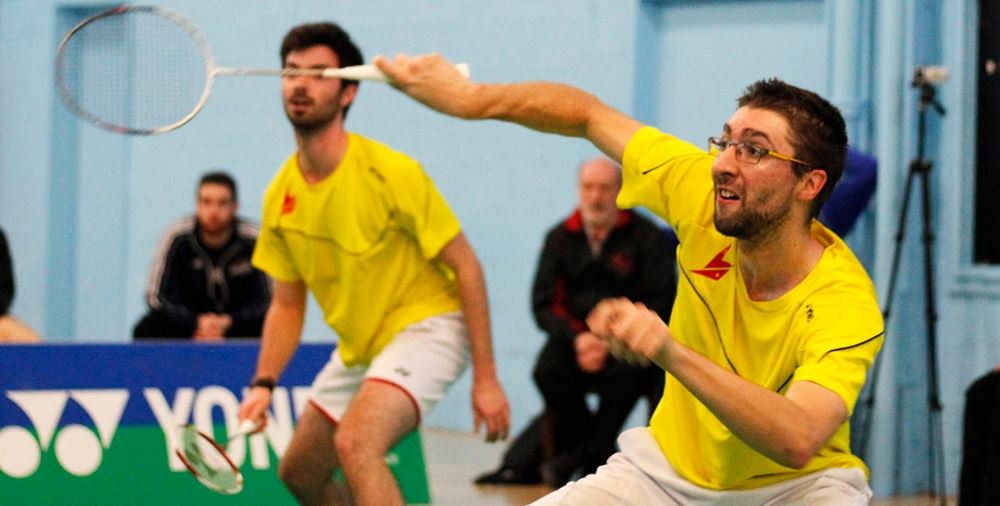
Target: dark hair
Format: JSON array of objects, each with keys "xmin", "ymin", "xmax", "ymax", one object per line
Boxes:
[
  {"xmin": 199, "ymin": 171, "xmax": 237, "ymax": 203},
  {"xmin": 280, "ymin": 22, "xmax": 364, "ymax": 118},
  {"xmin": 737, "ymin": 78, "xmax": 848, "ymax": 219}
]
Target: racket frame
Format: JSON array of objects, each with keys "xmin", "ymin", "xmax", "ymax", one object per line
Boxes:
[
  {"xmin": 54, "ymin": 4, "xmax": 470, "ymax": 135},
  {"xmin": 54, "ymin": 5, "xmax": 215, "ymax": 135},
  {"xmin": 173, "ymin": 423, "xmax": 245, "ymax": 495}
]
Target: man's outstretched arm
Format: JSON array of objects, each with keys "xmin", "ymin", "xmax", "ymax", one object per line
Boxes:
[
  {"xmin": 374, "ymin": 53, "xmax": 643, "ymax": 163},
  {"xmin": 587, "ymin": 298, "xmax": 848, "ymax": 469}
]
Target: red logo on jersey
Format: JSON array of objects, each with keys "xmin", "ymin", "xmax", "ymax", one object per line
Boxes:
[
  {"xmin": 692, "ymin": 245, "xmax": 732, "ymax": 281},
  {"xmin": 282, "ymin": 191, "xmax": 296, "ymax": 215}
]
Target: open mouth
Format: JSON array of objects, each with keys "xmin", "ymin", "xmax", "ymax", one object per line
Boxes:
[
  {"xmin": 718, "ymin": 188, "xmax": 740, "ymax": 201},
  {"xmin": 288, "ymin": 94, "xmax": 312, "ymax": 108}
]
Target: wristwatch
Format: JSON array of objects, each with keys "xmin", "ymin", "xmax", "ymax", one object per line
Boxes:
[{"xmin": 249, "ymin": 376, "xmax": 276, "ymax": 392}]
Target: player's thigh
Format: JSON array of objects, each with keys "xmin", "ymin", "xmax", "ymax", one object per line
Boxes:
[
  {"xmin": 530, "ymin": 451, "xmax": 680, "ymax": 506},
  {"xmin": 336, "ymin": 312, "xmax": 468, "ymax": 455},
  {"xmin": 764, "ymin": 468, "xmax": 871, "ymax": 506},
  {"xmin": 281, "ymin": 402, "xmax": 339, "ymax": 476},
  {"xmin": 364, "ymin": 311, "xmax": 470, "ymax": 420},
  {"xmin": 336, "ymin": 379, "xmax": 419, "ymax": 457}
]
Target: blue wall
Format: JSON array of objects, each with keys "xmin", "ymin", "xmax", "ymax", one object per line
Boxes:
[{"xmin": 0, "ymin": 0, "xmax": 990, "ymax": 497}]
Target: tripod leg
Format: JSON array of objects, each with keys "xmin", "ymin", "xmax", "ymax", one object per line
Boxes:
[
  {"xmin": 917, "ymin": 163, "xmax": 947, "ymax": 504},
  {"xmin": 856, "ymin": 162, "xmax": 920, "ymax": 461}
]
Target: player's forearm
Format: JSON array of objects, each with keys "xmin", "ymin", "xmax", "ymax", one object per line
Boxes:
[
  {"xmin": 469, "ymin": 81, "xmax": 593, "ymax": 136},
  {"xmin": 253, "ymin": 301, "xmax": 305, "ymax": 381},
  {"xmin": 454, "ymin": 257, "xmax": 499, "ymax": 382},
  {"xmin": 461, "ymin": 285, "xmax": 499, "ymax": 382},
  {"xmin": 470, "ymin": 82, "xmax": 637, "ymax": 160},
  {"xmin": 664, "ymin": 343, "xmax": 835, "ymax": 468},
  {"xmin": 377, "ymin": 54, "xmax": 638, "ymax": 161}
]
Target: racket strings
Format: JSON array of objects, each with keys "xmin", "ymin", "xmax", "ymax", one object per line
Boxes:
[
  {"xmin": 177, "ymin": 425, "xmax": 242, "ymax": 493},
  {"xmin": 57, "ymin": 9, "xmax": 210, "ymax": 134}
]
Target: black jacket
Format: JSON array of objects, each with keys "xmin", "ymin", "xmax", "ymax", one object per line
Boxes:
[
  {"xmin": 0, "ymin": 228, "xmax": 13, "ymax": 317},
  {"xmin": 532, "ymin": 209, "xmax": 676, "ymax": 347},
  {"xmin": 142, "ymin": 216, "xmax": 270, "ymax": 337}
]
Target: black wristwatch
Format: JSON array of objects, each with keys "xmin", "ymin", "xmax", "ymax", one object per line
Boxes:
[{"xmin": 249, "ymin": 376, "xmax": 276, "ymax": 392}]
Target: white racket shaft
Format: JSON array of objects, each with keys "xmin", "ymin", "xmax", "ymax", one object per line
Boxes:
[
  {"xmin": 227, "ymin": 419, "xmax": 260, "ymax": 442},
  {"xmin": 214, "ymin": 63, "xmax": 470, "ymax": 82},
  {"xmin": 325, "ymin": 62, "xmax": 469, "ymax": 81}
]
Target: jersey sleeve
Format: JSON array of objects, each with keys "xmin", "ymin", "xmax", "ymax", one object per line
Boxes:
[
  {"xmin": 619, "ymin": 126, "xmax": 716, "ymax": 241},
  {"xmin": 790, "ymin": 293, "xmax": 884, "ymax": 415},
  {"xmin": 389, "ymin": 163, "xmax": 462, "ymax": 259}
]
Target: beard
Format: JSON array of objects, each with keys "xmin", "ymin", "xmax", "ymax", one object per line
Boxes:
[
  {"xmin": 714, "ymin": 190, "xmax": 793, "ymax": 241},
  {"xmin": 286, "ymin": 107, "xmax": 338, "ymax": 133},
  {"xmin": 581, "ymin": 205, "xmax": 616, "ymax": 230},
  {"xmin": 284, "ymin": 93, "xmax": 344, "ymax": 133}
]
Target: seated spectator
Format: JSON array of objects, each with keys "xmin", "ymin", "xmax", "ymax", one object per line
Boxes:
[
  {"xmin": 133, "ymin": 171, "xmax": 270, "ymax": 340},
  {"xmin": 960, "ymin": 365, "xmax": 1000, "ymax": 504},
  {"xmin": 475, "ymin": 157, "xmax": 676, "ymax": 487},
  {"xmin": 0, "ymin": 227, "xmax": 41, "ymax": 343}
]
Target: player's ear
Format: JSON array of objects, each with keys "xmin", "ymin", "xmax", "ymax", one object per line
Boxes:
[
  {"xmin": 340, "ymin": 82, "xmax": 359, "ymax": 110},
  {"xmin": 797, "ymin": 168, "xmax": 827, "ymax": 202}
]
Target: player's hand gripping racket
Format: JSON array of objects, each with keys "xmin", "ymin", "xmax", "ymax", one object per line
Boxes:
[
  {"xmin": 174, "ymin": 418, "xmax": 259, "ymax": 495},
  {"xmin": 54, "ymin": 5, "xmax": 469, "ymax": 135}
]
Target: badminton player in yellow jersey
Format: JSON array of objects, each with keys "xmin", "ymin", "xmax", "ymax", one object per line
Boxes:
[
  {"xmin": 377, "ymin": 55, "xmax": 884, "ymax": 504},
  {"xmin": 237, "ymin": 25, "xmax": 509, "ymax": 506}
]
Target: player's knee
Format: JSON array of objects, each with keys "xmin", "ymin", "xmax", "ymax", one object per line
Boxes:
[
  {"xmin": 276, "ymin": 457, "xmax": 298, "ymax": 487},
  {"xmin": 333, "ymin": 427, "xmax": 389, "ymax": 466},
  {"xmin": 277, "ymin": 454, "xmax": 314, "ymax": 493},
  {"xmin": 333, "ymin": 427, "xmax": 374, "ymax": 464}
]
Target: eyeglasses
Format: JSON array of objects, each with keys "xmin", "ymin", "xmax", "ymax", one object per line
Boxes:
[{"xmin": 707, "ymin": 136, "xmax": 813, "ymax": 167}]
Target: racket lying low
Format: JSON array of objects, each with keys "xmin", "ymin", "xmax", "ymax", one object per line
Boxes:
[
  {"xmin": 54, "ymin": 4, "xmax": 469, "ymax": 135},
  {"xmin": 174, "ymin": 419, "xmax": 258, "ymax": 495}
]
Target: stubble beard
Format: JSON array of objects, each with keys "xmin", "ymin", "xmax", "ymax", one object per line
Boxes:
[
  {"xmin": 287, "ymin": 108, "xmax": 337, "ymax": 135},
  {"xmin": 714, "ymin": 193, "xmax": 793, "ymax": 243},
  {"xmin": 285, "ymin": 92, "xmax": 342, "ymax": 135}
]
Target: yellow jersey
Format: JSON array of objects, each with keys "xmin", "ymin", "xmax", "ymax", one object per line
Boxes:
[
  {"xmin": 619, "ymin": 126, "xmax": 884, "ymax": 489},
  {"xmin": 253, "ymin": 133, "xmax": 463, "ymax": 366}
]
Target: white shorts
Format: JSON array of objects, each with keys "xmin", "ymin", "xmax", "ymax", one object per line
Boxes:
[
  {"xmin": 531, "ymin": 427, "xmax": 872, "ymax": 506},
  {"xmin": 308, "ymin": 311, "xmax": 470, "ymax": 424}
]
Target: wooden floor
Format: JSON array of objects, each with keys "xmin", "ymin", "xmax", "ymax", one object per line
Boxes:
[
  {"xmin": 421, "ymin": 427, "xmax": 956, "ymax": 505},
  {"xmin": 423, "ymin": 427, "xmax": 550, "ymax": 505}
]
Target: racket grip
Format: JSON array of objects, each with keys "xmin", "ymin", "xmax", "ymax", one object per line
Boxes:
[
  {"xmin": 236, "ymin": 419, "xmax": 259, "ymax": 436},
  {"xmin": 322, "ymin": 63, "xmax": 470, "ymax": 81}
]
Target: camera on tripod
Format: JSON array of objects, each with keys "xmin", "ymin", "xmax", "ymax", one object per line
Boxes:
[{"xmin": 912, "ymin": 65, "xmax": 950, "ymax": 87}]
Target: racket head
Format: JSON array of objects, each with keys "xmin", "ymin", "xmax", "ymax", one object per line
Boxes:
[
  {"xmin": 174, "ymin": 424, "xmax": 243, "ymax": 495},
  {"xmin": 54, "ymin": 5, "xmax": 216, "ymax": 135}
]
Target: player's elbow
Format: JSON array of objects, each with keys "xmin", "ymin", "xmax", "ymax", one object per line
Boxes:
[
  {"xmin": 779, "ymin": 446, "xmax": 814, "ymax": 470},
  {"xmin": 775, "ymin": 432, "xmax": 827, "ymax": 469}
]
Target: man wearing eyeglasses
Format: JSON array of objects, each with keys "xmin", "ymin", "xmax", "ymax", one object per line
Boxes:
[{"xmin": 377, "ymin": 55, "xmax": 884, "ymax": 504}]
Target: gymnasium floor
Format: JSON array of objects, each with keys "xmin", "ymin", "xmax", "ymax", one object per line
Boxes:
[{"xmin": 421, "ymin": 427, "xmax": 956, "ymax": 505}]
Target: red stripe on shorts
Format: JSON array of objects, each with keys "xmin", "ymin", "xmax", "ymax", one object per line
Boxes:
[
  {"xmin": 308, "ymin": 399, "xmax": 340, "ymax": 426},
  {"xmin": 365, "ymin": 377, "xmax": 422, "ymax": 425}
]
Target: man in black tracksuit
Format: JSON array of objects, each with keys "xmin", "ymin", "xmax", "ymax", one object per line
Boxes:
[
  {"xmin": 476, "ymin": 157, "xmax": 676, "ymax": 486},
  {"xmin": 0, "ymin": 226, "xmax": 40, "ymax": 342},
  {"xmin": 133, "ymin": 172, "xmax": 270, "ymax": 340}
]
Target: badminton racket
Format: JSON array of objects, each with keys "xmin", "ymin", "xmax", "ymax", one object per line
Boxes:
[
  {"xmin": 54, "ymin": 4, "xmax": 469, "ymax": 135},
  {"xmin": 174, "ymin": 418, "xmax": 258, "ymax": 495}
]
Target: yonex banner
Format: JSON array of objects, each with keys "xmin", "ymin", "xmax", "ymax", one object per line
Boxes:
[{"xmin": 0, "ymin": 343, "xmax": 430, "ymax": 505}]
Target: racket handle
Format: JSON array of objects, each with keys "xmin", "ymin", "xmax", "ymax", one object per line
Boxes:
[
  {"xmin": 234, "ymin": 419, "xmax": 259, "ymax": 438},
  {"xmin": 322, "ymin": 63, "xmax": 470, "ymax": 81}
]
